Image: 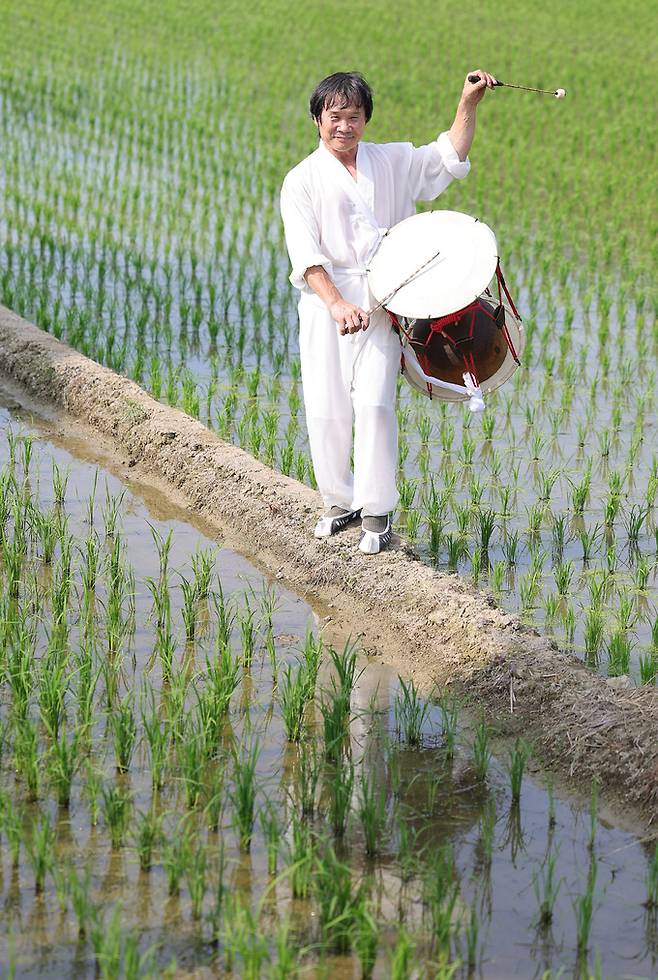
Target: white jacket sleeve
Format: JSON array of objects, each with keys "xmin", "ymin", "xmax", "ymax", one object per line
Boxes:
[
  {"xmin": 407, "ymin": 131, "xmax": 471, "ymax": 203},
  {"xmin": 280, "ymin": 172, "xmax": 334, "ymax": 291}
]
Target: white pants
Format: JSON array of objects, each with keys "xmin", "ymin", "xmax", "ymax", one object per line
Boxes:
[{"xmin": 298, "ymin": 279, "xmax": 400, "ymax": 518}]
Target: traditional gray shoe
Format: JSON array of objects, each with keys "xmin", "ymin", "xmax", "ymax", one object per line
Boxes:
[
  {"xmin": 358, "ymin": 515, "xmax": 392, "ymax": 554},
  {"xmin": 314, "ymin": 506, "xmax": 361, "ymax": 539}
]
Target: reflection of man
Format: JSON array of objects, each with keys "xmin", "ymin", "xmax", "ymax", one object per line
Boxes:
[{"xmin": 280, "ymin": 70, "xmax": 496, "ymax": 554}]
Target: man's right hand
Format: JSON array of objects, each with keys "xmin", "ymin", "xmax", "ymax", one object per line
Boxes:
[{"xmin": 329, "ymin": 300, "xmax": 370, "ymax": 335}]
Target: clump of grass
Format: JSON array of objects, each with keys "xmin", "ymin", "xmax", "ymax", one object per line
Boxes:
[{"xmin": 394, "ymin": 676, "xmax": 430, "ymax": 747}]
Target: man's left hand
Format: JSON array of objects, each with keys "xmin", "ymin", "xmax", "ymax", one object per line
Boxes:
[{"xmin": 460, "ymin": 69, "xmax": 498, "ymax": 109}]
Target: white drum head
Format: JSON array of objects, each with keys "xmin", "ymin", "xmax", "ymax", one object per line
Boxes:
[{"xmin": 367, "ymin": 211, "xmax": 498, "ymax": 319}]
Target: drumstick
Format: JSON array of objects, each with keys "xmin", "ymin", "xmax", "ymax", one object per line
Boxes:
[
  {"xmin": 365, "ymin": 248, "xmax": 443, "ymax": 318},
  {"xmin": 468, "ymin": 74, "xmax": 566, "ymax": 98}
]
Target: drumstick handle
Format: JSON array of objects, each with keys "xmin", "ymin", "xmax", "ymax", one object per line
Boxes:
[{"xmin": 468, "ymin": 74, "xmax": 503, "ymax": 85}]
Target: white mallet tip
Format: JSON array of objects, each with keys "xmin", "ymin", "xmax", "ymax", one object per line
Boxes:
[{"xmin": 554, "ymin": 88, "xmax": 566, "ymax": 99}]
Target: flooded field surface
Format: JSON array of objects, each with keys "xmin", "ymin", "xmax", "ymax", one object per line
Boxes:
[
  {"xmin": 0, "ymin": 0, "xmax": 656, "ymax": 685},
  {"xmin": 1, "ymin": 395, "xmax": 658, "ymax": 978}
]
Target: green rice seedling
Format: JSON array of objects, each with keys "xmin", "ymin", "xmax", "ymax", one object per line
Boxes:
[
  {"xmin": 149, "ymin": 524, "xmax": 173, "ymax": 582},
  {"xmin": 607, "ymin": 630, "xmax": 631, "ymax": 676},
  {"xmin": 90, "ymin": 902, "xmax": 123, "ymax": 979},
  {"xmin": 634, "ymin": 557, "xmax": 651, "ymax": 593},
  {"xmin": 542, "ymin": 592, "xmax": 560, "ymax": 627},
  {"xmin": 110, "ymin": 695, "xmax": 137, "ymax": 773},
  {"xmin": 84, "ymin": 763, "xmax": 102, "ymax": 827},
  {"xmin": 101, "ymin": 782, "xmax": 132, "ymax": 849},
  {"xmin": 464, "ymin": 903, "xmax": 480, "ymax": 971},
  {"xmin": 625, "ymin": 503, "xmax": 649, "ymax": 547},
  {"xmin": 440, "ymin": 694, "xmax": 459, "ymax": 761},
  {"xmin": 211, "ymin": 579, "xmax": 235, "ymax": 650},
  {"xmin": 444, "ymin": 532, "xmax": 467, "ymax": 570},
  {"xmin": 0, "ymin": 792, "xmax": 23, "ymax": 866},
  {"xmin": 314, "ymin": 840, "xmax": 357, "ymax": 952},
  {"xmin": 239, "ymin": 594, "xmax": 257, "ymax": 667},
  {"xmin": 230, "ymin": 736, "xmax": 260, "ymax": 850},
  {"xmin": 397, "ymin": 809, "xmax": 423, "ymax": 883},
  {"xmin": 389, "ymin": 926, "xmax": 416, "ymax": 979},
  {"xmin": 141, "ymin": 697, "xmax": 168, "ymax": 793},
  {"xmin": 570, "ymin": 472, "xmax": 592, "ymax": 516},
  {"xmin": 398, "ymin": 476, "xmax": 418, "ymax": 513},
  {"xmin": 26, "ymin": 811, "xmax": 54, "ymax": 893},
  {"xmin": 80, "ymin": 531, "xmax": 101, "ymax": 591},
  {"xmin": 20, "ymin": 435, "xmax": 34, "ymax": 479},
  {"xmin": 616, "ymin": 593, "xmax": 638, "ymax": 633},
  {"xmin": 178, "ymin": 573, "xmax": 198, "ymax": 642},
  {"xmin": 300, "ymin": 627, "xmax": 323, "ymax": 700},
  {"xmin": 533, "ymin": 846, "xmax": 562, "ymax": 927},
  {"xmin": 352, "ymin": 898, "xmax": 379, "ymax": 979},
  {"xmin": 288, "ymin": 812, "xmax": 315, "ymax": 900},
  {"xmin": 476, "ymin": 507, "xmax": 497, "ymax": 556},
  {"xmin": 102, "ymin": 487, "xmax": 126, "ymax": 537},
  {"xmin": 329, "ymin": 754, "xmax": 355, "ymax": 837},
  {"xmin": 330, "ymin": 638, "xmax": 361, "ymax": 696},
  {"xmin": 583, "ymin": 607, "xmax": 605, "ymax": 664},
  {"xmin": 178, "ymin": 720, "xmax": 207, "ymax": 808},
  {"xmin": 38, "ymin": 655, "xmax": 69, "ymax": 740},
  {"xmin": 68, "ymin": 864, "xmax": 94, "ymax": 938},
  {"xmin": 472, "ymin": 719, "xmax": 491, "ymax": 782},
  {"xmin": 203, "ymin": 761, "xmax": 226, "ymax": 831},
  {"xmin": 163, "ymin": 828, "xmax": 189, "ymax": 896},
  {"xmin": 279, "ymin": 660, "xmax": 308, "ymax": 742},
  {"xmin": 519, "ymin": 567, "xmax": 542, "ymax": 613},
  {"xmin": 132, "ymin": 809, "xmax": 163, "ymax": 871},
  {"xmin": 259, "ymin": 801, "xmax": 281, "ymax": 875},
  {"xmin": 508, "ymin": 738, "xmax": 531, "ymax": 805},
  {"xmin": 579, "ymin": 522, "xmax": 602, "ymax": 562},
  {"xmin": 145, "ymin": 575, "xmax": 171, "ymax": 635},
  {"xmin": 564, "ymin": 606, "xmax": 577, "ymax": 646},
  {"xmin": 554, "ymin": 560, "xmax": 574, "ymax": 597},
  {"xmin": 574, "ymin": 856, "xmax": 598, "ymax": 956},
  {"xmin": 639, "ymin": 654, "xmax": 657, "ymax": 685},
  {"xmin": 502, "ymin": 530, "xmax": 520, "ymax": 567},
  {"xmin": 423, "ymin": 477, "xmax": 448, "ymax": 556},
  {"xmin": 470, "ymin": 546, "xmax": 482, "ymax": 586},
  {"xmin": 320, "ymin": 686, "xmax": 351, "ymax": 762},
  {"xmin": 422, "ymin": 844, "xmax": 458, "ymax": 957},
  {"xmin": 48, "ymin": 728, "xmax": 81, "ymax": 807},
  {"xmin": 269, "ymin": 919, "xmax": 303, "ymax": 980},
  {"xmin": 403, "ymin": 505, "xmax": 421, "ymax": 542},
  {"xmin": 394, "ymin": 676, "xmax": 430, "ymax": 747},
  {"xmin": 35, "ymin": 508, "xmax": 59, "ymax": 564},
  {"xmin": 490, "ymin": 560, "xmax": 506, "ymax": 595},
  {"xmin": 14, "ymin": 718, "xmax": 40, "ymax": 801},
  {"xmin": 186, "ymin": 842, "xmax": 208, "ymax": 920},
  {"xmin": 203, "ymin": 642, "xmax": 241, "ymax": 739},
  {"xmin": 644, "ymin": 843, "xmax": 658, "ymax": 908},
  {"xmin": 297, "ymin": 737, "xmax": 322, "ymax": 816},
  {"xmin": 51, "ymin": 461, "xmax": 70, "ymax": 506},
  {"xmin": 357, "ymin": 768, "xmax": 387, "ymax": 857}
]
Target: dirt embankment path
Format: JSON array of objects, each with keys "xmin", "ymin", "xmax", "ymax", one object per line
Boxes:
[{"xmin": 2, "ymin": 305, "xmax": 658, "ymax": 817}]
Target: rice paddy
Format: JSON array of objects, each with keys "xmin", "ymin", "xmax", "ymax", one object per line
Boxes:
[
  {"xmin": 0, "ymin": 0, "xmax": 657, "ymax": 973},
  {"xmin": 1, "ymin": 401, "xmax": 658, "ymax": 978},
  {"xmin": 1, "ymin": 1, "xmax": 656, "ymax": 682}
]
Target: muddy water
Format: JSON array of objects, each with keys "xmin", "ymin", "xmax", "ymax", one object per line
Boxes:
[{"xmin": 0, "ymin": 392, "xmax": 657, "ymax": 979}]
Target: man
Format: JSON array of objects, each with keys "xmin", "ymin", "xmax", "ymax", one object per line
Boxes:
[{"xmin": 280, "ymin": 69, "xmax": 496, "ymax": 554}]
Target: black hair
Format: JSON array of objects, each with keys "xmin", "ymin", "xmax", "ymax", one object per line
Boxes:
[{"xmin": 309, "ymin": 72, "xmax": 374, "ymax": 124}]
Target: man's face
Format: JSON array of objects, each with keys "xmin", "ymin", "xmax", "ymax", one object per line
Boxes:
[{"xmin": 315, "ymin": 101, "xmax": 367, "ymax": 156}]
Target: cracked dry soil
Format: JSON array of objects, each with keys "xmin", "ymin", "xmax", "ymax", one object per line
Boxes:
[{"xmin": 2, "ymin": 305, "xmax": 658, "ymax": 820}]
